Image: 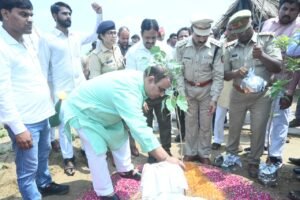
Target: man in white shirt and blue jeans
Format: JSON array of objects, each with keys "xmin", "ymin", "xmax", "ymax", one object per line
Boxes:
[{"xmin": 0, "ymin": 0, "xmax": 69, "ymax": 199}]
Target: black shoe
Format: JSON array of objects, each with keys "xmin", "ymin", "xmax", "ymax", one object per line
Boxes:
[
  {"xmin": 244, "ymin": 147, "xmax": 251, "ymax": 153},
  {"xmin": 289, "ymin": 158, "xmax": 300, "ymax": 166},
  {"xmin": 119, "ymin": 169, "xmax": 141, "ymax": 181},
  {"xmin": 289, "ymin": 190, "xmax": 300, "ymax": 200},
  {"xmin": 211, "ymin": 143, "xmax": 221, "ymax": 150},
  {"xmin": 244, "ymin": 146, "xmax": 267, "ymax": 153},
  {"xmin": 174, "ymin": 134, "xmax": 184, "ymax": 143},
  {"xmin": 289, "ymin": 119, "xmax": 300, "ymax": 128},
  {"xmin": 99, "ymin": 193, "xmax": 120, "ymax": 200},
  {"xmin": 39, "ymin": 182, "xmax": 69, "ymax": 197},
  {"xmin": 293, "ymin": 167, "xmax": 300, "ymax": 175},
  {"xmin": 147, "ymin": 156, "xmax": 157, "ymax": 164},
  {"xmin": 267, "ymin": 156, "xmax": 283, "ymax": 168}
]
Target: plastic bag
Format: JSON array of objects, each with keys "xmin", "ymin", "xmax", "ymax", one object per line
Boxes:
[{"xmin": 240, "ymin": 68, "xmax": 267, "ymax": 93}]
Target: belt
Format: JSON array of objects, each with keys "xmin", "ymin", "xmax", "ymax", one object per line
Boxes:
[{"xmin": 186, "ymin": 79, "xmax": 212, "ymax": 87}]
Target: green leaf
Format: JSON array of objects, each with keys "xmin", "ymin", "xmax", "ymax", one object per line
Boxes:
[
  {"xmin": 165, "ymin": 97, "xmax": 176, "ymax": 112},
  {"xmin": 176, "ymin": 95, "xmax": 188, "ymax": 112}
]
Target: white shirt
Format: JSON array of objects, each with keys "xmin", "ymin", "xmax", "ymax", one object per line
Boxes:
[
  {"xmin": 0, "ymin": 27, "xmax": 54, "ymax": 134},
  {"xmin": 125, "ymin": 40, "xmax": 173, "ymax": 71},
  {"xmin": 38, "ymin": 14, "xmax": 102, "ymax": 102}
]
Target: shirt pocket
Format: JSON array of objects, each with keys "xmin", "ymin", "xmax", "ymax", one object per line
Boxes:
[{"xmin": 229, "ymin": 54, "xmax": 240, "ymax": 69}]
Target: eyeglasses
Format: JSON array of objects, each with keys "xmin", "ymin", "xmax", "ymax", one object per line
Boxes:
[{"xmin": 106, "ymin": 30, "xmax": 117, "ymax": 36}]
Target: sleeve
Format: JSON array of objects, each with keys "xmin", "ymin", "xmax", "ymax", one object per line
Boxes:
[
  {"xmin": 263, "ymin": 36, "xmax": 282, "ymax": 61},
  {"xmin": 38, "ymin": 36, "xmax": 54, "ymax": 101},
  {"xmin": 210, "ymin": 47, "xmax": 224, "ymax": 102},
  {"xmin": 286, "ymin": 71, "xmax": 300, "ymax": 95},
  {"xmin": 125, "ymin": 48, "xmax": 137, "ymax": 70},
  {"xmin": 112, "ymin": 85, "xmax": 160, "ymax": 153},
  {"xmin": 0, "ymin": 48, "xmax": 26, "ymax": 135},
  {"xmin": 80, "ymin": 14, "xmax": 103, "ymax": 45},
  {"xmin": 174, "ymin": 47, "xmax": 186, "ymax": 95},
  {"xmin": 38, "ymin": 36, "xmax": 51, "ymax": 80},
  {"xmin": 88, "ymin": 53, "xmax": 102, "ymax": 79}
]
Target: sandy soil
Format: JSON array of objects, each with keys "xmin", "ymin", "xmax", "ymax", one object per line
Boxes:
[{"xmin": 1, "ymin": 123, "xmax": 300, "ymax": 200}]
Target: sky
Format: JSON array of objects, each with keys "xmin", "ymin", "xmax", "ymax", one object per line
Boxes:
[{"xmin": 30, "ymin": 0, "xmax": 235, "ymax": 52}]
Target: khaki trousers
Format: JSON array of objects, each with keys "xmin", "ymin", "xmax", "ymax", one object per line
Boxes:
[
  {"xmin": 184, "ymin": 85, "xmax": 212, "ymax": 158},
  {"xmin": 226, "ymin": 88, "xmax": 271, "ymax": 164}
]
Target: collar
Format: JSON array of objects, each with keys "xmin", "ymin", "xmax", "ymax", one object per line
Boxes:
[
  {"xmin": 235, "ymin": 32, "xmax": 258, "ymax": 47},
  {"xmin": 95, "ymin": 40, "xmax": 117, "ymax": 53},
  {"xmin": 186, "ymin": 36, "xmax": 211, "ymax": 48},
  {"xmin": 0, "ymin": 26, "xmax": 21, "ymax": 45},
  {"xmin": 52, "ymin": 27, "xmax": 72, "ymax": 37}
]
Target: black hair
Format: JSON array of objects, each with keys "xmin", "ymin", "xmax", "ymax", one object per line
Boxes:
[
  {"xmin": 144, "ymin": 65, "xmax": 171, "ymax": 83},
  {"xmin": 169, "ymin": 33, "xmax": 177, "ymax": 39},
  {"xmin": 131, "ymin": 34, "xmax": 140, "ymax": 39},
  {"xmin": 140, "ymin": 19, "xmax": 159, "ymax": 34},
  {"xmin": 0, "ymin": 0, "xmax": 33, "ymax": 21},
  {"xmin": 176, "ymin": 27, "xmax": 191, "ymax": 37},
  {"xmin": 279, "ymin": 0, "xmax": 300, "ymax": 9},
  {"xmin": 50, "ymin": 1, "xmax": 72, "ymax": 15},
  {"xmin": 118, "ymin": 26, "xmax": 129, "ymax": 37}
]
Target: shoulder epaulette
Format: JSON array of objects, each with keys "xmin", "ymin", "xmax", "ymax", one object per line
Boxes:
[
  {"xmin": 209, "ymin": 37, "xmax": 221, "ymax": 47},
  {"xmin": 175, "ymin": 39, "xmax": 188, "ymax": 49},
  {"xmin": 224, "ymin": 39, "xmax": 237, "ymax": 48}
]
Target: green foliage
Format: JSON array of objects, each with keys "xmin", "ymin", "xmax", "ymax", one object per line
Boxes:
[
  {"xmin": 145, "ymin": 46, "xmax": 188, "ymax": 112},
  {"xmin": 274, "ymin": 35, "xmax": 291, "ymax": 52},
  {"xmin": 266, "ymin": 79, "xmax": 290, "ymax": 99},
  {"xmin": 268, "ymin": 34, "xmax": 300, "ymax": 99}
]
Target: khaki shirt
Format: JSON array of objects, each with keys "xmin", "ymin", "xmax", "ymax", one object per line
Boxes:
[
  {"xmin": 223, "ymin": 32, "xmax": 282, "ymax": 86},
  {"xmin": 175, "ymin": 36, "xmax": 224, "ymax": 101},
  {"xmin": 88, "ymin": 40, "xmax": 125, "ymax": 79}
]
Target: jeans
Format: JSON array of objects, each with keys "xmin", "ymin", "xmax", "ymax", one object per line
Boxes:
[{"xmin": 7, "ymin": 119, "xmax": 52, "ymax": 200}]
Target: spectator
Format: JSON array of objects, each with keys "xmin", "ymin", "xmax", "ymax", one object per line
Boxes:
[
  {"xmin": 0, "ymin": 0, "xmax": 69, "ymax": 198},
  {"xmin": 38, "ymin": 1, "xmax": 102, "ymax": 176}
]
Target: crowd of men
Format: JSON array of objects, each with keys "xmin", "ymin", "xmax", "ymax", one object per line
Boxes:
[{"xmin": 1, "ymin": 0, "xmax": 300, "ymax": 199}]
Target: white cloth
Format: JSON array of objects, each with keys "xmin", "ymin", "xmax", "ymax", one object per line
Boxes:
[
  {"xmin": 125, "ymin": 40, "xmax": 173, "ymax": 71},
  {"xmin": 213, "ymin": 105, "xmax": 227, "ymax": 144},
  {"xmin": 0, "ymin": 27, "xmax": 54, "ymax": 134},
  {"xmin": 141, "ymin": 161, "xmax": 188, "ymax": 200}
]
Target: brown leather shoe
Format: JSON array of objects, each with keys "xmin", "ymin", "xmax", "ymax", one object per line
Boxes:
[
  {"xmin": 183, "ymin": 155, "xmax": 199, "ymax": 162},
  {"xmin": 199, "ymin": 157, "xmax": 211, "ymax": 165},
  {"xmin": 248, "ymin": 163, "xmax": 259, "ymax": 178}
]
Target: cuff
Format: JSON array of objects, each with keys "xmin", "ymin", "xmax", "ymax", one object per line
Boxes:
[{"xmin": 6, "ymin": 120, "xmax": 26, "ymax": 135}]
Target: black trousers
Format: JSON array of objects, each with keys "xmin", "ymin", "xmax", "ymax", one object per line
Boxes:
[{"xmin": 144, "ymin": 96, "xmax": 171, "ymax": 152}]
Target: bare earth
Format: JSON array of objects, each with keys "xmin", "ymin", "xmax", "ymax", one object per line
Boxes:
[{"xmin": 1, "ymin": 111, "xmax": 300, "ymax": 199}]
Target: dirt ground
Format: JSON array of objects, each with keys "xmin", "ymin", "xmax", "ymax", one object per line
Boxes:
[{"xmin": 1, "ymin": 113, "xmax": 300, "ymax": 200}]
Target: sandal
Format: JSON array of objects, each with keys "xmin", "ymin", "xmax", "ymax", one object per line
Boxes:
[
  {"xmin": 119, "ymin": 169, "xmax": 141, "ymax": 181},
  {"xmin": 64, "ymin": 157, "xmax": 75, "ymax": 176}
]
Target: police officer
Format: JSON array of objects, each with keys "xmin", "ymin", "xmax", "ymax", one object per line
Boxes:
[
  {"xmin": 223, "ymin": 10, "xmax": 282, "ymax": 178},
  {"xmin": 88, "ymin": 20, "xmax": 125, "ymax": 79},
  {"xmin": 176, "ymin": 17, "xmax": 224, "ymax": 165}
]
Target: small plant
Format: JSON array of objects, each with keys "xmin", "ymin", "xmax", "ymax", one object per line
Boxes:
[{"xmin": 143, "ymin": 46, "xmax": 188, "ymax": 159}]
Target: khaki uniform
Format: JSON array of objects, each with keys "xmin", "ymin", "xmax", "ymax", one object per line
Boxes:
[
  {"xmin": 88, "ymin": 40, "xmax": 125, "ymax": 79},
  {"xmin": 176, "ymin": 36, "xmax": 224, "ymax": 158},
  {"xmin": 223, "ymin": 32, "xmax": 282, "ymax": 164}
]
